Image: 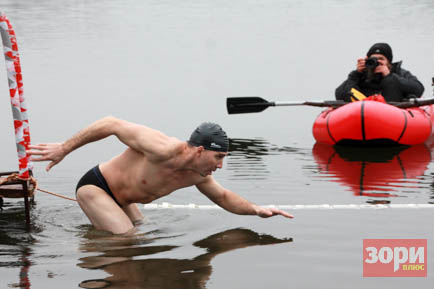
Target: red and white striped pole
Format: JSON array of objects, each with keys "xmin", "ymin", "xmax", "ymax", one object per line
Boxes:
[{"xmin": 0, "ymin": 11, "xmax": 32, "ymax": 178}]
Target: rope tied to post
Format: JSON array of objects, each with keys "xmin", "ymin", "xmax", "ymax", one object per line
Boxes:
[
  {"xmin": 0, "ymin": 173, "xmax": 37, "ymax": 196},
  {"xmin": 0, "ymin": 173, "xmax": 77, "ymax": 202}
]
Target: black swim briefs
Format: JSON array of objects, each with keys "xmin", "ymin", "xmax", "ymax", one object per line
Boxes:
[{"xmin": 76, "ymin": 165, "xmax": 122, "ymax": 207}]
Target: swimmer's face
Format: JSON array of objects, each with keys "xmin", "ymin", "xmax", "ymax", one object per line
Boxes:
[{"xmin": 197, "ymin": 148, "xmax": 227, "ymax": 176}]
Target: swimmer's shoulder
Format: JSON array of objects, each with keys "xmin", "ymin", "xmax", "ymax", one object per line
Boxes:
[{"xmin": 150, "ymin": 137, "xmax": 186, "ymax": 161}]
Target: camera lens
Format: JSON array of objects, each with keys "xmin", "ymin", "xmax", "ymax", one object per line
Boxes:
[{"xmin": 365, "ymin": 57, "xmax": 379, "ymax": 69}]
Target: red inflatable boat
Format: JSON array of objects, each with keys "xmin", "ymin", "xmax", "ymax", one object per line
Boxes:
[{"xmin": 312, "ymin": 97, "xmax": 434, "ymax": 146}]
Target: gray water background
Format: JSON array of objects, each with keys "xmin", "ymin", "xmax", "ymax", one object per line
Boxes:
[{"xmin": 1, "ymin": 0, "xmax": 434, "ymax": 288}]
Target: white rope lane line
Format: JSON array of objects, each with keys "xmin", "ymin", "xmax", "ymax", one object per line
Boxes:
[{"xmin": 144, "ymin": 202, "xmax": 434, "ymax": 210}]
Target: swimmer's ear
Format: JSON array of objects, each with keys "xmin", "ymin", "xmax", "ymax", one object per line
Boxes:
[{"xmin": 196, "ymin": 146, "xmax": 205, "ymax": 155}]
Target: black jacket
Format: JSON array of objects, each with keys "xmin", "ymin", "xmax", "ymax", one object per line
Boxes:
[{"xmin": 335, "ymin": 61, "xmax": 424, "ymax": 102}]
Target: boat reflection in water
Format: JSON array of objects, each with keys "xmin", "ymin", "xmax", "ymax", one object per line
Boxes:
[
  {"xmin": 312, "ymin": 142, "xmax": 432, "ymax": 200},
  {"xmin": 78, "ymin": 228, "xmax": 292, "ymax": 289}
]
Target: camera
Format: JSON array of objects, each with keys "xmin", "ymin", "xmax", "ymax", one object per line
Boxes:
[{"xmin": 365, "ymin": 57, "xmax": 379, "ymax": 69}]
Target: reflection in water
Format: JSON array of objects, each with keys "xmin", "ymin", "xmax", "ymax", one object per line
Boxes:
[
  {"xmin": 78, "ymin": 228, "xmax": 292, "ymax": 289},
  {"xmin": 17, "ymin": 247, "xmax": 31, "ymax": 289},
  {"xmin": 0, "ymin": 203, "xmax": 40, "ymax": 288},
  {"xmin": 312, "ymin": 143, "xmax": 431, "ymax": 201},
  {"xmin": 227, "ymin": 138, "xmax": 270, "ymax": 180},
  {"xmin": 227, "ymin": 138, "xmax": 301, "ymax": 180}
]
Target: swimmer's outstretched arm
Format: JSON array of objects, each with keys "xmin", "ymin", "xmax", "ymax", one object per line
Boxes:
[
  {"xmin": 27, "ymin": 116, "xmax": 175, "ymax": 171},
  {"xmin": 196, "ymin": 177, "xmax": 293, "ymax": 219}
]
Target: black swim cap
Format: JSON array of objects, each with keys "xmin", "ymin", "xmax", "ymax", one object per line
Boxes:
[{"xmin": 188, "ymin": 122, "xmax": 229, "ymax": 152}]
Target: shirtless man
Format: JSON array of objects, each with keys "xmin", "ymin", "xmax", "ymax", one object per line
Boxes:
[{"xmin": 28, "ymin": 116, "xmax": 293, "ymax": 234}]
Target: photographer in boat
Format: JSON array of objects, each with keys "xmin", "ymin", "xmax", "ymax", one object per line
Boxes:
[{"xmin": 335, "ymin": 43, "xmax": 424, "ymax": 102}]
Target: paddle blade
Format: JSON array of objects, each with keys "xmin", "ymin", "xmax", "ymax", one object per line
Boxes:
[{"xmin": 226, "ymin": 97, "xmax": 273, "ymax": 114}]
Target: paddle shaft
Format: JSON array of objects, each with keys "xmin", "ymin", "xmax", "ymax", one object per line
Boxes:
[
  {"xmin": 392, "ymin": 98, "xmax": 434, "ymax": 108},
  {"xmin": 274, "ymin": 100, "xmax": 346, "ymax": 107},
  {"xmin": 237, "ymin": 101, "xmax": 335, "ymax": 107}
]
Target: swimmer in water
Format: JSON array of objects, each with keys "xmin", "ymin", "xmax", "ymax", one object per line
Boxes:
[{"xmin": 27, "ymin": 117, "xmax": 293, "ymax": 234}]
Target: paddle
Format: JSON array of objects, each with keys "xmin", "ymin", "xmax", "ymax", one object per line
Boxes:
[
  {"xmin": 227, "ymin": 96, "xmax": 434, "ymax": 114},
  {"xmin": 226, "ymin": 97, "xmax": 346, "ymax": 114}
]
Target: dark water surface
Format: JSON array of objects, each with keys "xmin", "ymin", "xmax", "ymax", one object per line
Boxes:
[{"xmin": 1, "ymin": 0, "xmax": 434, "ymax": 288}]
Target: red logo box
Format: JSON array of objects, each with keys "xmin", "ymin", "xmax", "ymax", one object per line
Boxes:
[{"xmin": 363, "ymin": 239, "xmax": 427, "ymax": 277}]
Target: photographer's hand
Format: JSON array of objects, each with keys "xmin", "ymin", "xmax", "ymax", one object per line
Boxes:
[
  {"xmin": 375, "ymin": 59, "xmax": 391, "ymax": 77},
  {"xmin": 356, "ymin": 58, "xmax": 366, "ymax": 73}
]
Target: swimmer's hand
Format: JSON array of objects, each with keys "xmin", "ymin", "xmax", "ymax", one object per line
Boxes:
[
  {"xmin": 27, "ymin": 143, "xmax": 66, "ymax": 171},
  {"xmin": 254, "ymin": 205, "xmax": 294, "ymax": 219}
]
